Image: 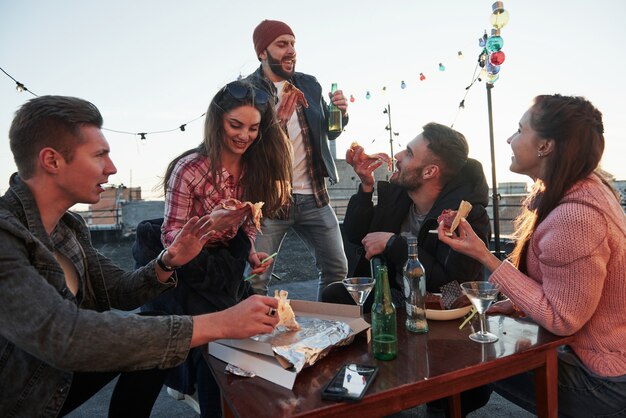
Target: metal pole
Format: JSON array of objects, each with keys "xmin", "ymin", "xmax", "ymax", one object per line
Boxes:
[
  {"xmin": 486, "ymin": 83, "xmax": 502, "ymax": 259},
  {"xmin": 386, "ymin": 103, "xmax": 394, "ymax": 159}
]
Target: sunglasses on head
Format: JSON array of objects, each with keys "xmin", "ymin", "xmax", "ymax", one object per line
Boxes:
[{"xmin": 223, "ymin": 81, "xmax": 270, "ymax": 107}]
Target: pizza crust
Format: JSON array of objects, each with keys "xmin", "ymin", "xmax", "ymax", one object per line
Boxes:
[
  {"xmin": 274, "ymin": 290, "xmax": 300, "ymax": 331},
  {"xmin": 438, "ymin": 200, "xmax": 472, "ymax": 236}
]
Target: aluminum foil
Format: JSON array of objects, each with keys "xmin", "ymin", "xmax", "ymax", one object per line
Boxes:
[
  {"xmin": 251, "ymin": 316, "xmax": 353, "ymax": 373},
  {"xmin": 225, "ymin": 363, "xmax": 256, "ymax": 377}
]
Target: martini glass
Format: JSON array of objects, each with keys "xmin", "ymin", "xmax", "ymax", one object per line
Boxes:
[
  {"xmin": 460, "ymin": 281, "xmax": 501, "ymax": 343},
  {"xmin": 342, "ymin": 277, "xmax": 375, "ymax": 318}
]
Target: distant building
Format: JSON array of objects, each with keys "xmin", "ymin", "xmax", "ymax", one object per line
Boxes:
[{"xmin": 87, "ymin": 185, "xmax": 141, "ymax": 228}]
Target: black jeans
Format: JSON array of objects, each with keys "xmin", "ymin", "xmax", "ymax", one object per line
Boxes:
[
  {"xmin": 59, "ymin": 311, "xmax": 169, "ymax": 417},
  {"xmin": 59, "ymin": 367, "xmax": 167, "ymax": 418}
]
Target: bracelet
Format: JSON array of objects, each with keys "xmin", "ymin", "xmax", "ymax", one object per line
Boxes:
[{"xmin": 157, "ymin": 248, "xmax": 179, "ymax": 272}]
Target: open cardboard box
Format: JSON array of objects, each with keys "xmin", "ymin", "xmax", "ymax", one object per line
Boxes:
[{"xmin": 208, "ymin": 300, "xmax": 370, "ymax": 390}]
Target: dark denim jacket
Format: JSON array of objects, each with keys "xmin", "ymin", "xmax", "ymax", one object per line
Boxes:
[
  {"xmin": 0, "ymin": 174, "xmax": 193, "ymax": 418},
  {"xmin": 247, "ymin": 66, "xmax": 349, "ymax": 185}
]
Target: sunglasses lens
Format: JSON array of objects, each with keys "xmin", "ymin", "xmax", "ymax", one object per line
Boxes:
[{"xmin": 226, "ymin": 82, "xmax": 248, "ymax": 100}]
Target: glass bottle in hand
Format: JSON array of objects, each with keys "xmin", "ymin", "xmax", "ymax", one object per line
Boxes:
[{"xmin": 328, "ymin": 83, "xmax": 343, "ymax": 132}]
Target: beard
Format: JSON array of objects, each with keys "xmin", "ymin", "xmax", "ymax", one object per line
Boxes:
[
  {"xmin": 390, "ymin": 165, "xmax": 425, "ymax": 192},
  {"xmin": 266, "ymin": 49, "xmax": 295, "ymax": 79}
]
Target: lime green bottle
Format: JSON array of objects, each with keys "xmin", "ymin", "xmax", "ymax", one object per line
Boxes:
[
  {"xmin": 328, "ymin": 83, "xmax": 342, "ymax": 132},
  {"xmin": 372, "ymin": 264, "xmax": 397, "ymax": 360}
]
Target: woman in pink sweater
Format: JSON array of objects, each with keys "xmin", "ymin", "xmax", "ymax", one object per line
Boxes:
[{"xmin": 439, "ymin": 94, "xmax": 626, "ymax": 417}]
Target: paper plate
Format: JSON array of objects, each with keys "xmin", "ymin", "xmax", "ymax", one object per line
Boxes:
[{"xmin": 426, "ymin": 305, "xmax": 472, "ymax": 321}]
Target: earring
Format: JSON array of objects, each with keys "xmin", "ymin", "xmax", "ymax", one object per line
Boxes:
[{"xmin": 537, "ymin": 152, "xmax": 543, "ymax": 158}]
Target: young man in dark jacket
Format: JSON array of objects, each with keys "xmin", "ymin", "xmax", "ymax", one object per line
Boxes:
[
  {"xmin": 325, "ymin": 122, "xmax": 491, "ymax": 309},
  {"xmin": 246, "ymin": 19, "xmax": 349, "ymax": 300},
  {"xmin": 0, "ymin": 95, "xmax": 279, "ymax": 417}
]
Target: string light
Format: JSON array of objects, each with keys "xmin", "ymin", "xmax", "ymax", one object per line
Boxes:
[
  {"xmin": 2, "ymin": 32, "xmax": 485, "ymax": 139},
  {"xmin": 1, "ymin": 65, "xmax": 207, "ymax": 141}
]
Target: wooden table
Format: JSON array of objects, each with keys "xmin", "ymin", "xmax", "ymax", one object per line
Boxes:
[{"xmin": 205, "ymin": 313, "xmax": 573, "ymax": 418}]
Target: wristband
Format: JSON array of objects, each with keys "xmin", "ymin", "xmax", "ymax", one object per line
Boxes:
[{"xmin": 157, "ymin": 248, "xmax": 179, "ymax": 272}]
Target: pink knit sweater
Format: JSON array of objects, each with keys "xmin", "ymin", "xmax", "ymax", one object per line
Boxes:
[{"xmin": 490, "ymin": 174, "xmax": 626, "ymax": 377}]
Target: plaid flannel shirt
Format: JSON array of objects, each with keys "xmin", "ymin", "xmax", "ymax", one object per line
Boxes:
[{"xmin": 161, "ymin": 152, "xmax": 255, "ymax": 246}]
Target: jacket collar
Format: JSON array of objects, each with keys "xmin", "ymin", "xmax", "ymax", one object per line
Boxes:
[
  {"xmin": 4, "ymin": 173, "xmax": 53, "ymax": 246},
  {"xmin": 3, "ymin": 173, "xmax": 85, "ymax": 248}
]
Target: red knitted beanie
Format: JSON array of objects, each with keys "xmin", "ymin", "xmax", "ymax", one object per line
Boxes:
[{"xmin": 253, "ymin": 20, "xmax": 294, "ymax": 58}]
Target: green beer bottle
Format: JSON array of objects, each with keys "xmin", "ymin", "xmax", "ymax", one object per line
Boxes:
[
  {"xmin": 328, "ymin": 83, "xmax": 342, "ymax": 132},
  {"xmin": 372, "ymin": 264, "xmax": 398, "ymax": 360}
]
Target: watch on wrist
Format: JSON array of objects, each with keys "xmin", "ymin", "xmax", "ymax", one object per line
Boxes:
[{"xmin": 157, "ymin": 248, "xmax": 179, "ymax": 272}]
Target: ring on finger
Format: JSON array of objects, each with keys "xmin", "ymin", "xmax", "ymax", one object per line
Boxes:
[{"xmin": 267, "ymin": 307, "xmax": 277, "ymax": 317}]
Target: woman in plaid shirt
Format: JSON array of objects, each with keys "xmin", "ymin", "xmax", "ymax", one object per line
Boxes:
[{"xmin": 156, "ymin": 79, "xmax": 292, "ymax": 416}]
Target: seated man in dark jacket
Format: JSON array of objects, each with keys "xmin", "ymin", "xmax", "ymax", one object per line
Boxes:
[
  {"xmin": 324, "ymin": 122, "xmax": 491, "ymax": 310},
  {"xmin": 324, "ymin": 122, "xmax": 492, "ymax": 418}
]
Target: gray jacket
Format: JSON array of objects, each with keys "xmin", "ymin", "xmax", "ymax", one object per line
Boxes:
[{"xmin": 0, "ymin": 174, "xmax": 193, "ymax": 417}]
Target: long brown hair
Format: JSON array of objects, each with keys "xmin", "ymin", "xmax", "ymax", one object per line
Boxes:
[
  {"xmin": 163, "ymin": 80, "xmax": 292, "ymax": 217},
  {"xmin": 509, "ymin": 94, "xmax": 608, "ymax": 271}
]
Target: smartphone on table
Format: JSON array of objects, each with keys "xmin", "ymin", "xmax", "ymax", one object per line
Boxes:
[{"xmin": 321, "ymin": 363, "xmax": 378, "ymax": 402}]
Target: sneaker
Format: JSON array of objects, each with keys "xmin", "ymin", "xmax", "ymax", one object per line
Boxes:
[
  {"xmin": 166, "ymin": 387, "xmax": 201, "ymax": 414},
  {"xmin": 166, "ymin": 387, "xmax": 185, "ymax": 400}
]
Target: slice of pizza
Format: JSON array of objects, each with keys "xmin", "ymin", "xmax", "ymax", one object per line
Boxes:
[
  {"xmin": 282, "ymin": 81, "xmax": 309, "ymax": 108},
  {"xmin": 221, "ymin": 198, "xmax": 265, "ymax": 232},
  {"xmin": 437, "ymin": 200, "xmax": 472, "ymax": 236},
  {"xmin": 346, "ymin": 141, "xmax": 393, "ymax": 171},
  {"xmin": 274, "ymin": 289, "xmax": 300, "ymax": 331}
]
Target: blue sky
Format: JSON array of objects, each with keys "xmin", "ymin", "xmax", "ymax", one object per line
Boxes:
[{"xmin": 2, "ymin": 0, "xmax": 625, "ymax": 199}]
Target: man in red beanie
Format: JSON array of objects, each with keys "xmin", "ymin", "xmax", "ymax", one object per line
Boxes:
[{"xmin": 247, "ymin": 19, "xmax": 349, "ymax": 300}]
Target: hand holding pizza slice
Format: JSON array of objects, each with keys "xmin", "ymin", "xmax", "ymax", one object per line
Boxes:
[
  {"xmin": 282, "ymin": 81, "xmax": 309, "ymax": 108},
  {"xmin": 346, "ymin": 141, "xmax": 393, "ymax": 171},
  {"xmin": 221, "ymin": 198, "xmax": 264, "ymax": 232},
  {"xmin": 437, "ymin": 200, "xmax": 472, "ymax": 236}
]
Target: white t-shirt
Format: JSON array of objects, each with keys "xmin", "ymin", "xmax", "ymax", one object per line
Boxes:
[{"xmin": 274, "ymin": 80, "xmax": 313, "ymax": 194}]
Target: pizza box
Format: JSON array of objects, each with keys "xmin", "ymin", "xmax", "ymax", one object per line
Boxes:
[{"xmin": 208, "ymin": 300, "xmax": 370, "ymax": 390}]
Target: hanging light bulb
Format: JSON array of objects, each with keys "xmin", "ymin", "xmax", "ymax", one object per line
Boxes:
[
  {"xmin": 419, "ymin": 73, "xmax": 426, "ymax": 81},
  {"xmin": 457, "ymin": 51, "xmax": 464, "ymax": 59},
  {"xmin": 15, "ymin": 82, "xmax": 25, "ymax": 92},
  {"xmin": 478, "ymin": 49, "xmax": 488, "ymax": 68},
  {"xmin": 365, "ymin": 91, "xmax": 371, "ymax": 100},
  {"xmin": 486, "ymin": 29, "xmax": 504, "ymax": 52},
  {"xmin": 400, "ymin": 80, "xmax": 406, "ymax": 89},
  {"xmin": 490, "ymin": 1, "xmax": 510, "ymax": 29},
  {"xmin": 478, "ymin": 30, "xmax": 488, "ymax": 47},
  {"xmin": 350, "ymin": 94, "xmax": 355, "ymax": 103},
  {"xmin": 489, "ymin": 50, "xmax": 506, "ymax": 65},
  {"xmin": 438, "ymin": 63, "xmax": 445, "ymax": 71},
  {"xmin": 486, "ymin": 72, "xmax": 500, "ymax": 84},
  {"xmin": 486, "ymin": 61, "xmax": 500, "ymax": 75}
]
